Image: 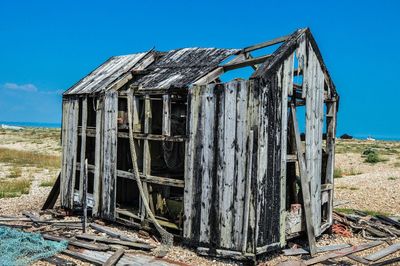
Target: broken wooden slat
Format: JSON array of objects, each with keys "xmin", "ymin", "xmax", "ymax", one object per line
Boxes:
[
  {"xmin": 282, "ymin": 244, "xmax": 351, "ymax": 256},
  {"xmin": 376, "ymin": 215, "xmax": 400, "ymax": 228},
  {"xmin": 365, "ymin": 243, "xmax": 400, "ymax": 261},
  {"xmin": 75, "ymin": 233, "xmax": 153, "ymax": 250},
  {"xmin": 103, "ymin": 248, "xmax": 124, "ymax": 266},
  {"xmin": 89, "ymin": 223, "xmax": 145, "ymax": 243},
  {"xmin": 42, "ymin": 256, "xmax": 76, "ymax": 266},
  {"xmin": 347, "ymin": 254, "xmax": 371, "ymax": 265},
  {"xmin": 304, "ymin": 241, "xmax": 383, "ymax": 265},
  {"xmin": 63, "ymin": 249, "xmax": 103, "ymax": 265},
  {"xmin": 371, "ymin": 257, "xmax": 400, "ymax": 266},
  {"xmin": 41, "ymin": 173, "xmax": 61, "ymax": 210},
  {"xmin": 290, "ymin": 103, "xmax": 317, "ymax": 256},
  {"xmin": 43, "ymin": 234, "xmax": 109, "ymax": 251}
]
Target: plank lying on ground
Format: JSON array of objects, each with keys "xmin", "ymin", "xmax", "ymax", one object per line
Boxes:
[
  {"xmin": 365, "ymin": 243, "xmax": 400, "ymax": 261},
  {"xmin": 104, "ymin": 248, "xmax": 125, "ymax": 266},
  {"xmin": 43, "ymin": 234, "xmax": 109, "ymax": 251},
  {"xmin": 0, "ymin": 223, "xmax": 32, "ymax": 229},
  {"xmin": 75, "ymin": 234, "xmax": 153, "ymax": 250},
  {"xmin": 0, "ymin": 217, "xmax": 31, "ymax": 222},
  {"xmin": 304, "ymin": 241, "xmax": 383, "ymax": 265},
  {"xmin": 89, "ymin": 223, "xmax": 145, "ymax": 243},
  {"xmin": 42, "ymin": 255, "xmax": 76, "ymax": 266},
  {"xmin": 283, "ymin": 244, "xmax": 351, "ymax": 256},
  {"xmin": 371, "ymin": 256, "xmax": 400, "ymax": 266},
  {"xmin": 63, "ymin": 249, "xmax": 103, "ymax": 265},
  {"xmin": 347, "ymin": 254, "xmax": 370, "ymax": 265},
  {"xmin": 376, "ymin": 215, "xmax": 400, "ymax": 228}
]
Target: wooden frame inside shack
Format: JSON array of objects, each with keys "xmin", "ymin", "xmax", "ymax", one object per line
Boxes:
[{"xmin": 57, "ymin": 28, "xmax": 339, "ymax": 260}]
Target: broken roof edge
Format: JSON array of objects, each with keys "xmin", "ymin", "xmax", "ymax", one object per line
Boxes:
[
  {"xmin": 63, "ymin": 50, "xmax": 154, "ymax": 96},
  {"xmin": 251, "ymin": 28, "xmax": 338, "ymax": 99}
]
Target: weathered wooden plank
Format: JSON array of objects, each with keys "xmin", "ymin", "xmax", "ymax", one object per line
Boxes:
[
  {"xmin": 325, "ymin": 101, "xmax": 337, "ymax": 227},
  {"xmin": 198, "ymin": 84, "xmax": 216, "ymax": 244},
  {"xmin": 162, "ymin": 94, "xmax": 171, "ymax": 136},
  {"xmin": 365, "ymin": 243, "xmax": 400, "ymax": 261},
  {"xmin": 304, "ymin": 241, "xmax": 383, "ymax": 265},
  {"xmin": 183, "ymin": 86, "xmax": 201, "ymax": 239},
  {"xmin": 279, "ymin": 53, "xmax": 294, "ymax": 246},
  {"xmin": 76, "ymin": 234, "xmax": 153, "ymax": 250},
  {"xmin": 101, "ymin": 91, "xmax": 118, "ymax": 220},
  {"xmin": 290, "ymin": 103, "xmax": 317, "ymax": 256},
  {"xmin": 43, "ymin": 234, "xmax": 109, "ymax": 251},
  {"xmin": 218, "ymin": 81, "xmax": 237, "ymax": 249},
  {"xmin": 63, "ymin": 249, "xmax": 103, "ymax": 265},
  {"xmin": 82, "ymin": 159, "xmax": 88, "ymax": 233},
  {"xmin": 242, "ymin": 34, "xmax": 290, "ymax": 53},
  {"xmin": 142, "ymin": 94, "xmax": 153, "ymax": 218},
  {"xmin": 233, "ymin": 80, "xmax": 247, "ymax": 249},
  {"xmin": 282, "ymin": 244, "xmax": 351, "ymax": 256},
  {"xmin": 242, "ymin": 129, "xmax": 254, "ymax": 253},
  {"xmin": 78, "ymin": 97, "xmax": 88, "ymax": 202},
  {"xmin": 41, "ymin": 173, "xmax": 60, "ymax": 210},
  {"xmin": 93, "ymin": 98, "xmax": 103, "ymax": 216},
  {"xmin": 61, "ymin": 98, "xmax": 79, "ymax": 209},
  {"xmin": 104, "ymin": 248, "xmax": 124, "ymax": 266}
]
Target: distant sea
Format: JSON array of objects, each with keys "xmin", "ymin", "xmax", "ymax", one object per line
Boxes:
[{"xmin": 0, "ymin": 121, "xmax": 61, "ymax": 128}]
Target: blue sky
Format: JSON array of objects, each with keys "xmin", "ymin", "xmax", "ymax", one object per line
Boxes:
[{"xmin": 0, "ymin": 0, "xmax": 399, "ymax": 138}]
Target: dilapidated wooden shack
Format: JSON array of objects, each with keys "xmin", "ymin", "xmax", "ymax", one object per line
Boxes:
[{"xmin": 57, "ymin": 28, "xmax": 339, "ymax": 260}]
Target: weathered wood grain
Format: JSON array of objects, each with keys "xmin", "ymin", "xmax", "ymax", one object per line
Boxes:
[
  {"xmin": 101, "ymin": 91, "xmax": 118, "ymax": 220},
  {"xmin": 93, "ymin": 97, "xmax": 103, "ymax": 216}
]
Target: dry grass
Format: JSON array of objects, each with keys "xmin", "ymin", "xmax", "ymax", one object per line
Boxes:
[
  {"xmin": 40, "ymin": 178, "xmax": 56, "ymax": 187},
  {"xmin": 6, "ymin": 166, "xmax": 22, "ymax": 178},
  {"xmin": 0, "ymin": 147, "xmax": 60, "ymax": 169},
  {"xmin": 0, "ymin": 179, "xmax": 31, "ymax": 198}
]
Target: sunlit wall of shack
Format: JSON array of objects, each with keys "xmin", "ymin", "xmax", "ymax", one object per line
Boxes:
[{"xmin": 59, "ymin": 28, "xmax": 339, "ymax": 259}]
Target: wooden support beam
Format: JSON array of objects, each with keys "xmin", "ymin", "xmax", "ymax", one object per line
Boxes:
[
  {"xmin": 223, "ymin": 54, "xmax": 272, "ymax": 71},
  {"xmin": 82, "ymin": 159, "xmax": 88, "ymax": 233},
  {"xmin": 290, "ymin": 103, "xmax": 317, "ymax": 256},
  {"xmin": 193, "ymin": 53, "xmax": 246, "ymax": 85},
  {"xmin": 93, "ymin": 98, "xmax": 103, "ymax": 216},
  {"xmin": 143, "ymin": 95, "xmax": 154, "ymax": 217},
  {"xmin": 242, "ymin": 34, "xmax": 290, "ymax": 53},
  {"xmin": 79, "ymin": 97, "xmax": 88, "ymax": 202},
  {"xmin": 162, "ymin": 94, "xmax": 171, "ymax": 136}
]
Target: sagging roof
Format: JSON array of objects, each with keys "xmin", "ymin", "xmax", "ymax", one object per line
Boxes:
[
  {"xmin": 63, "ymin": 28, "xmax": 337, "ymax": 97},
  {"xmin": 64, "ymin": 52, "xmax": 149, "ymax": 95},
  {"xmin": 64, "ymin": 48, "xmax": 238, "ymax": 95},
  {"xmin": 132, "ymin": 48, "xmax": 238, "ymax": 90}
]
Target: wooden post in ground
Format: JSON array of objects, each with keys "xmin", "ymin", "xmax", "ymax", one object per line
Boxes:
[{"xmin": 82, "ymin": 158, "xmax": 88, "ymax": 233}]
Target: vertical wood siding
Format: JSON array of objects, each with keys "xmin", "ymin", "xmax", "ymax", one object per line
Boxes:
[
  {"xmin": 184, "ymin": 78, "xmax": 285, "ymax": 254},
  {"xmin": 101, "ymin": 91, "xmax": 118, "ymax": 220},
  {"xmin": 60, "ymin": 97, "xmax": 79, "ymax": 209}
]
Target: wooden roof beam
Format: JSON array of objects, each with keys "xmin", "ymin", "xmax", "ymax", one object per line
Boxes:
[
  {"xmin": 242, "ymin": 34, "xmax": 290, "ymax": 53},
  {"xmin": 193, "ymin": 53, "xmax": 272, "ymax": 85},
  {"xmin": 223, "ymin": 54, "xmax": 272, "ymax": 71}
]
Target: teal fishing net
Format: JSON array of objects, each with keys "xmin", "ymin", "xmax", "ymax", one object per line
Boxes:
[{"xmin": 0, "ymin": 226, "xmax": 68, "ymax": 266}]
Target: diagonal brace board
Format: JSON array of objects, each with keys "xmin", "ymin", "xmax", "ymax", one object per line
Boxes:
[{"xmin": 290, "ymin": 103, "xmax": 317, "ymax": 256}]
